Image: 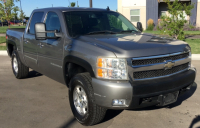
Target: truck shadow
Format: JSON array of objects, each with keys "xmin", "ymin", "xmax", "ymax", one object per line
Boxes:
[
  {"xmin": 59, "ymin": 117, "xmax": 77, "ymax": 128},
  {"xmin": 166, "ymin": 82, "xmax": 197, "ymax": 109},
  {"xmin": 132, "ymin": 82, "xmax": 197, "ymax": 111},
  {"xmin": 189, "ymin": 115, "xmax": 200, "ymax": 128},
  {"xmin": 58, "ymin": 110, "xmax": 123, "ymax": 127},
  {"xmin": 27, "ymin": 70, "xmax": 43, "ymax": 78},
  {"xmin": 99, "ymin": 109, "xmax": 123, "ymax": 124},
  {"xmin": 57, "ymin": 83, "xmax": 197, "ymax": 127},
  {"xmin": 58, "ymin": 82, "xmax": 197, "ymax": 126}
]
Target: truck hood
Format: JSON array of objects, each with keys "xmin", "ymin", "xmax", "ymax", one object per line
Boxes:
[{"xmin": 78, "ymin": 33, "xmax": 189, "ymax": 58}]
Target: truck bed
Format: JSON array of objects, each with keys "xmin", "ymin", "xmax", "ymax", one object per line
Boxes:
[
  {"xmin": 6, "ymin": 28, "xmax": 25, "ymax": 52},
  {"xmin": 7, "ymin": 28, "xmax": 25, "ymax": 32}
]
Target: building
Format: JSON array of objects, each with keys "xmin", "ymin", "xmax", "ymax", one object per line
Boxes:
[{"xmin": 118, "ymin": 0, "xmax": 200, "ymax": 29}]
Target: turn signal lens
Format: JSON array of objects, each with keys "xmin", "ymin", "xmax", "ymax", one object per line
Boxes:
[
  {"xmin": 97, "ymin": 69, "xmax": 103, "ymax": 77},
  {"xmin": 97, "ymin": 58, "xmax": 103, "ymax": 67}
]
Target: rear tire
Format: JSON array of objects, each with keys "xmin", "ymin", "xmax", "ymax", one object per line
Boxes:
[
  {"xmin": 69, "ymin": 73, "xmax": 107, "ymax": 126},
  {"xmin": 11, "ymin": 50, "xmax": 29, "ymax": 79}
]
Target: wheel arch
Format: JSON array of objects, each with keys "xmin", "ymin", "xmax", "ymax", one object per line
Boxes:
[
  {"xmin": 7, "ymin": 40, "xmax": 17, "ymax": 57},
  {"xmin": 63, "ymin": 55, "xmax": 95, "ymax": 86}
]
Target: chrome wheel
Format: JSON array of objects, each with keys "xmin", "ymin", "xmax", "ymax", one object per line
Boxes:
[
  {"xmin": 13, "ymin": 56, "xmax": 18, "ymax": 73},
  {"xmin": 73, "ymin": 85, "xmax": 88, "ymax": 116}
]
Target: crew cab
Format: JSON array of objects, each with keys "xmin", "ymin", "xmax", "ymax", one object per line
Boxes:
[{"xmin": 6, "ymin": 7, "xmax": 196, "ymax": 126}]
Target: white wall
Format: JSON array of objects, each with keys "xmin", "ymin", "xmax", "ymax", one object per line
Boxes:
[
  {"xmin": 197, "ymin": 0, "xmax": 200, "ymax": 27},
  {"xmin": 122, "ymin": 0, "xmax": 146, "ymax": 7},
  {"xmin": 119, "ymin": 0, "xmax": 147, "ymax": 29}
]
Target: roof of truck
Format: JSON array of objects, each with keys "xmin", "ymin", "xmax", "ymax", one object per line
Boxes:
[{"xmin": 33, "ymin": 7, "xmax": 112, "ymax": 12}]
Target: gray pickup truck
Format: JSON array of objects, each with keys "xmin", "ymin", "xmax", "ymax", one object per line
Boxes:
[{"xmin": 6, "ymin": 7, "xmax": 196, "ymax": 126}]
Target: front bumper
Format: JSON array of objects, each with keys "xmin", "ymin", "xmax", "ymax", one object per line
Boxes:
[{"xmin": 92, "ymin": 68, "xmax": 196, "ymax": 109}]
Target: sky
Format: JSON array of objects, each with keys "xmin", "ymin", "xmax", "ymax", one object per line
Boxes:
[{"xmin": 14, "ymin": 0, "xmax": 118, "ymax": 17}]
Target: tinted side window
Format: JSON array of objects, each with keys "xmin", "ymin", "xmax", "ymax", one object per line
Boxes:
[
  {"xmin": 45, "ymin": 12, "xmax": 61, "ymax": 31},
  {"xmin": 45, "ymin": 12, "xmax": 61, "ymax": 37},
  {"xmin": 29, "ymin": 12, "xmax": 44, "ymax": 34}
]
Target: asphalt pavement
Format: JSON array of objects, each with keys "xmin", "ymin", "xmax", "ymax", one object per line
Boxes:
[{"xmin": 0, "ymin": 56, "xmax": 199, "ymax": 128}]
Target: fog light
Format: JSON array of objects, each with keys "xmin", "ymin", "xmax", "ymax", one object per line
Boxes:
[{"xmin": 112, "ymin": 99, "xmax": 126, "ymax": 106}]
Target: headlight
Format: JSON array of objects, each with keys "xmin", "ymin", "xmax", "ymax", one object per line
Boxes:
[{"xmin": 96, "ymin": 57, "xmax": 128, "ymax": 80}]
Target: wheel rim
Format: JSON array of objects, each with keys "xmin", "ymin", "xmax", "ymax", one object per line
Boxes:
[
  {"xmin": 13, "ymin": 56, "xmax": 18, "ymax": 73},
  {"xmin": 73, "ymin": 85, "xmax": 88, "ymax": 116}
]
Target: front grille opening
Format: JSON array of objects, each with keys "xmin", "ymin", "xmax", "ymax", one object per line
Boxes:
[
  {"xmin": 132, "ymin": 52, "xmax": 189, "ymax": 66},
  {"xmin": 133, "ymin": 63, "xmax": 189, "ymax": 79}
]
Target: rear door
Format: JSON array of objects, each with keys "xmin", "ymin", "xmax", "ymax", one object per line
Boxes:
[
  {"xmin": 23, "ymin": 12, "xmax": 44, "ymax": 71},
  {"xmin": 37, "ymin": 11, "xmax": 64, "ymax": 83}
]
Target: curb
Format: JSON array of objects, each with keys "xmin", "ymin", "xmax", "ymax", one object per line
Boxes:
[
  {"xmin": 192, "ymin": 54, "xmax": 200, "ymax": 60},
  {"xmin": 0, "ymin": 50, "xmax": 7, "ymax": 56},
  {"xmin": 0, "ymin": 50, "xmax": 200, "ymax": 60},
  {"xmin": 0, "ymin": 34, "xmax": 6, "ymax": 37}
]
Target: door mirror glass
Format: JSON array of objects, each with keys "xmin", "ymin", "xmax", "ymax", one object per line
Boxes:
[
  {"xmin": 35, "ymin": 23, "xmax": 46, "ymax": 40},
  {"xmin": 137, "ymin": 22, "xmax": 143, "ymax": 32}
]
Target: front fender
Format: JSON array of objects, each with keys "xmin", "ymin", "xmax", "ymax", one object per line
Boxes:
[
  {"xmin": 63, "ymin": 55, "xmax": 95, "ymax": 77},
  {"xmin": 63, "ymin": 55, "xmax": 96, "ymax": 86}
]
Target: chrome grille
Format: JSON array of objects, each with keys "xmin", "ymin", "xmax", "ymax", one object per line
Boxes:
[
  {"xmin": 133, "ymin": 63, "xmax": 189, "ymax": 80},
  {"xmin": 132, "ymin": 52, "xmax": 189, "ymax": 66}
]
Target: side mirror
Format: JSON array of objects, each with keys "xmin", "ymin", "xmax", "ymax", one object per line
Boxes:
[
  {"xmin": 35, "ymin": 23, "xmax": 46, "ymax": 40},
  {"xmin": 35, "ymin": 23, "xmax": 62, "ymax": 40},
  {"xmin": 137, "ymin": 22, "xmax": 143, "ymax": 32}
]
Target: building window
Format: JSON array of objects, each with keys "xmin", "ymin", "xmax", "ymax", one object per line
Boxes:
[
  {"xmin": 161, "ymin": 11, "xmax": 167, "ymax": 17},
  {"xmin": 130, "ymin": 9, "xmax": 140, "ymax": 22}
]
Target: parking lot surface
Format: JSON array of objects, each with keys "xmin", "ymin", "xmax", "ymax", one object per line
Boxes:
[{"xmin": 0, "ymin": 56, "xmax": 199, "ymax": 128}]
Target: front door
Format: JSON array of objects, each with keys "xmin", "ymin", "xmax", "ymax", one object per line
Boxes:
[
  {"xmin": 23, "ymin": 12, "xmax": 44, "ymax": 71},
  {"xmin": 37, "ymin": 12, "xmax": 64, "ymax": 84}
]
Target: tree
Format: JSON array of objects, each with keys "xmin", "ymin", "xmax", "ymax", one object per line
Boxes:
[
  {"xmin": 70, "ymin": 2, "xmax": 75, "ymax": 7},
  {"xmin": 0, "ymin": 0, "xmax": 15, "ymax": 26},
  {"xmin": 0, "ymin": 0, "xmax": 20, "ymax": 26},
  {"xmin": 13, "ymin": 6, "xmax": 19, "ymax": 20},
  {"xmin": 157, "ymin": 0, "xmax": 194, "ymax": 40},
  {"xmin": 19, "ymin": 9, "xmax": 25, "ymax": 20}
]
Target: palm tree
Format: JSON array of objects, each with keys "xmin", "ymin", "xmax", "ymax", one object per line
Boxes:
[
  {"xmin": 19, "ymin": 0, "xmax": 22, "ymax": 10},
  {"xmin": 70, "ymin": 2, "xmax": 75, "ymax": 7}
]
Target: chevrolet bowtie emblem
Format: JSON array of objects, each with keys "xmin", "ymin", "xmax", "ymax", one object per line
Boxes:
[{"xmin": 164, "ymin": 61, "xmax": 175, "ymax": 70}]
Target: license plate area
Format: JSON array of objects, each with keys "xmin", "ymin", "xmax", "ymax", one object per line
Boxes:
[{"xmin": 157, "ymin": 91, "xmax": 179, "ymax": 106}]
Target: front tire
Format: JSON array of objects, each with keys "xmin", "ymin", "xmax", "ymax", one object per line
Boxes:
[
  {"xmin": 69, "ymin": 73, "xmax": 107, "ymax": 126},
  {"xmin": 11, "ymin": 50, "xmax": 29, "ymax": 79}
]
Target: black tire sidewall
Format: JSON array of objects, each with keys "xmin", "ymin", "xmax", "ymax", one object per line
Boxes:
[{"xmin": 69, "ymin": 75, "xmax": 94, "ymax": 125}]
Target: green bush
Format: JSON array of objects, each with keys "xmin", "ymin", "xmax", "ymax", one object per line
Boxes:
[
  {"xmin": 146, "ymin": 18, "xmax": 154, "ymax": 31},
  {"xmin": 157, "ymin": 0, "xmax": 194, "ymax": 40},
  {"xmin": 146, "ymin": 24, "xmax": 154, "ymax": 31}
]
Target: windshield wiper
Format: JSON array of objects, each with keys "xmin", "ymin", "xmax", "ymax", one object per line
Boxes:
[
  {"xmin": 86, "ymin": 31, "xmax": 117, "ymax": 35},
  {"xmin": 120, "ymin": 30, "xmax": 139, "ymax": 33}
]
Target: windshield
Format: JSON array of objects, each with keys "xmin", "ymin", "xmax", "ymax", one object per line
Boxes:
[{"xmin": 64, "ymin": 11, "xmax": 139, "ymax": 37}]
